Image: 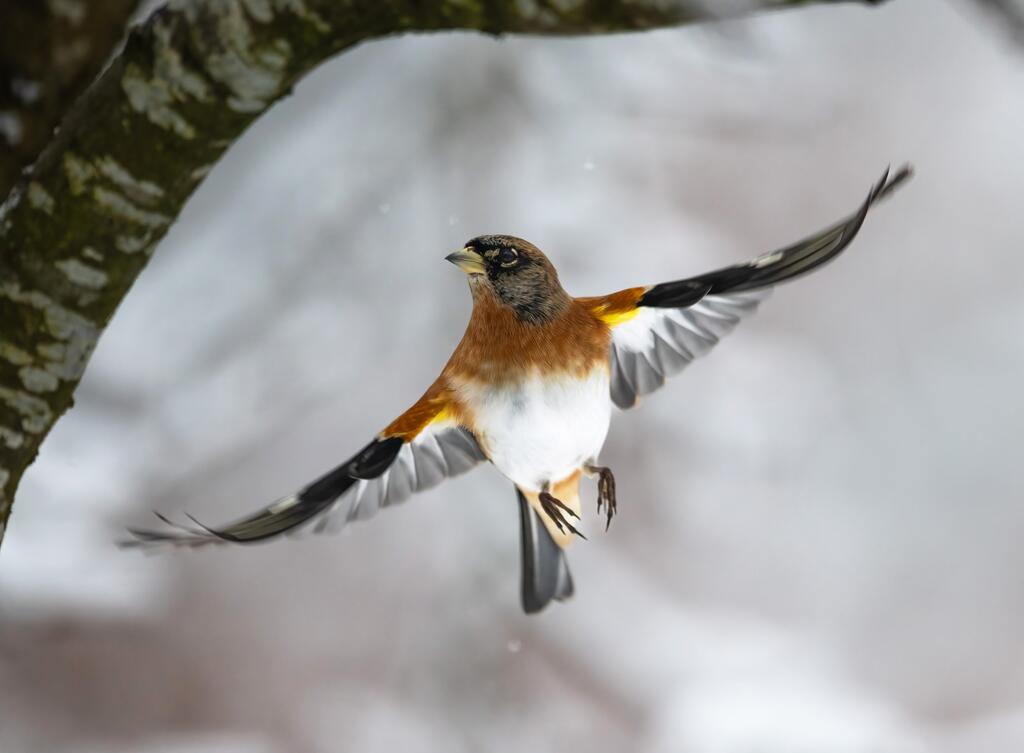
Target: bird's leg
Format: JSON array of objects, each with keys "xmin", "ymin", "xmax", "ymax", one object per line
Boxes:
[
  {"xmin": 585, "ymin": 464, "xmax": 617, "ymax": 531},
  {"xmin": 538, "ymin": 490, "xmax": 586, "ymax": 540}
]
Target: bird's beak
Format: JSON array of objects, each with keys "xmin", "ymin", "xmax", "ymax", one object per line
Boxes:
[{"xmin": 445, "ymin": 247, "xmax": 485, "ymax": 276}]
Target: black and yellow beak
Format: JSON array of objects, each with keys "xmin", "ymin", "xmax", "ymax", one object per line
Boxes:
[{"xmin": 445, "ymin": 247, "xmax": 485, "ymax": 275}]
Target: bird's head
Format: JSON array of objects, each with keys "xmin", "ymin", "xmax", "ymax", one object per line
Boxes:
[{"xmin": 445, "ymin": 235, "xmax": 569, "ymax": 324}]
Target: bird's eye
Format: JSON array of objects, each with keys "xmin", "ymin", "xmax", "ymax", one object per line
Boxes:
[{"xmin": 499, "ymin": 248, "xmax": 519, "ymax": 267}]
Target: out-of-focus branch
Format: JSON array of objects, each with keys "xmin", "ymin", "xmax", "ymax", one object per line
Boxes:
[
  {"xmin": 971, "ymin": 0, "xmax": 1024, "ymax": 45},
  {"xmin": 0, "ymin": 0, "xmax": 887, "ymax": 545},
  {"xmin": 0, "ymin": 0, "xmax": 144, "ymax": 198}
]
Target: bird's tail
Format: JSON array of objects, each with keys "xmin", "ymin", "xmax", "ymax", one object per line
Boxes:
[{"xmin": 517, "ymin": 488, "xmax": 575, "ymax": 614}]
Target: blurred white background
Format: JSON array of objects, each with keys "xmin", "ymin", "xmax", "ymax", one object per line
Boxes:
[{"xmin": 2, "ymin": 0, "xmax": 1024, "ymax": 751}]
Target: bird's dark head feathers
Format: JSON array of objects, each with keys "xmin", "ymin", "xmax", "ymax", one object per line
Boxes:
[{"xmin": 450, "ymin": 235, "xmax": 569, "ymax": 324}]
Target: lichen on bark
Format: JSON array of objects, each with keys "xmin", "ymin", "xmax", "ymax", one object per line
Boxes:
[{"xmin": 0, "ymin": 0, "xmax": 884, "ymax": 546}]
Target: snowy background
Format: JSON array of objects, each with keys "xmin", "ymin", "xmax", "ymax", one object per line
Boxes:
[{"xmin": 3, "ymin": 1, "xmax": 1024, "ymax": 751}]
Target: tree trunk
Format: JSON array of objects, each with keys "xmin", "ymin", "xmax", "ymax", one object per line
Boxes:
[{"xmin": 0, "ymin": 0, "xmax": 885, "ymax": 546}]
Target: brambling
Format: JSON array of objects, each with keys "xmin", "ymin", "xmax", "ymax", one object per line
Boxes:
[{"xmin": 127, "ymin": 165, "xmax": 911, "ymax": 613}]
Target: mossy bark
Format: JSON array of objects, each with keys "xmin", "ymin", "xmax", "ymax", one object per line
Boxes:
[
  {"xmin": 0, "ymin": 0, "xmax": 883, "ymax": 546},
  {"xmin": 0, "ymin": 0, "xmax": 144, "ymax": 198}
]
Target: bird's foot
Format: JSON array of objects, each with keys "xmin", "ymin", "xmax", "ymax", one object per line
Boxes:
[
  {"xmin": 539, "ymin": 491, "xmax": 586, "ymax": 540},
  {"xmin": 586, "ymin": 465, "xmax": 617, "ymax": 531}
]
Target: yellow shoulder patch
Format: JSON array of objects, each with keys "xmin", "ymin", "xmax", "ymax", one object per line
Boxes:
[
  {"xmin": 577, "ymin": 287, "xmax": 648, "ymax": 328},
  {"xmin": 382, "ymin": 379, "xmax": 454, "ymax": 441}
]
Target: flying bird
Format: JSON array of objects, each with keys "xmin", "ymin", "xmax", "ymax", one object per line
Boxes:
[{"xmin": 126, "ymin": 166, "xmax": 912, "ymax": 614}]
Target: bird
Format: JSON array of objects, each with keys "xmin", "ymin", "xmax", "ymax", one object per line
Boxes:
[{"xmin": 125, "ymin": 165, "xmax": 912, "ymax": 614}]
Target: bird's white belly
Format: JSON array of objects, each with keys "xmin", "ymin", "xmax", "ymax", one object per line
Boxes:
[{"xmin": 457, "ymin": 368, "xmax": 611, "ymax": 492}]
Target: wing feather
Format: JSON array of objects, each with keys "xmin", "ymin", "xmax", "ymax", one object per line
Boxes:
[
  {"xmin": 584, "ymin": 166, "xmax": 911, "ymax": 409},
  {"xmin": 123, "ymin": 380, "xmax": 484, "ymax": 547}
]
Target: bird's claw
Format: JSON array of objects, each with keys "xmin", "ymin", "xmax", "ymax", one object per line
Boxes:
[
  {"xmin": 539, "ymin": 491, "xmax": 586, "ymax": 540},
  {"xmin": 588, "ymin": 465, "xmax": 617, "ymax": 531}
]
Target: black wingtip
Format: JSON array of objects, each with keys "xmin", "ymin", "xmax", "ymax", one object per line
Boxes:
[
  {"xmin": 641, "ymin": 163, "xmax": 915, "ymax": 301},
  {"xmin": 874, "ymin": 163, "xmax": 913, "ymax": 203},
  {"xmin": 119, "ymin": 509, "xmax": 234, "ymax": 549},
  {"xmin": 829, "ymin": 162, "xmax": 913, "ymax": 255},
  {"xmin": 119, "ymin": 435, "xmax": 405, "ymax": 550}
]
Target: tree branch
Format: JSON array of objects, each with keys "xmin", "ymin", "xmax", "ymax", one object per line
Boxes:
[
  {"xmin": 0, "ymin": 0, "xmax": 144, "ymax": 198},
  {"xmin": 971, "ymin": 0, "xmax": 1024, "ymax": 46},
  {"xmin": 0, "ymin": 0, "xmax": 885, "ymax": 545}
]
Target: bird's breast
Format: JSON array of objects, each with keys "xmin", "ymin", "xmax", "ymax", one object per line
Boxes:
[{"xmin": 451, "ymin": 366, "xmax": 611, "ymax": 492}]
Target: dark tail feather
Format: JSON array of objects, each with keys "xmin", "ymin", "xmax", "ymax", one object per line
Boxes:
[{"xmin": 517, "ymin": 489, "xmax": 574, "ymax": 614}]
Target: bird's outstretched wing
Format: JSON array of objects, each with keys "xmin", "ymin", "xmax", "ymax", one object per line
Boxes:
[
  {"xmin": 123, "ymin": 380, "xmax": 484, "ymax": 547},
  {"xmin": 580, "ymin": 165, "xmax": 912, "ymax": 409}
]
